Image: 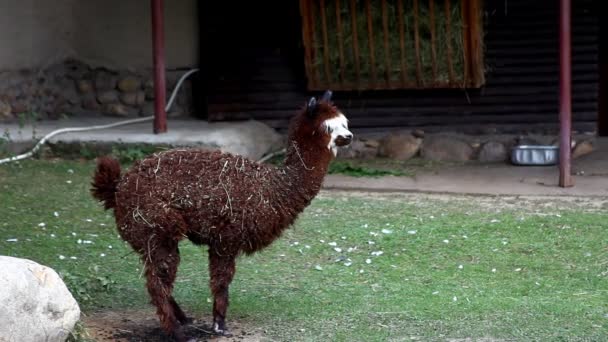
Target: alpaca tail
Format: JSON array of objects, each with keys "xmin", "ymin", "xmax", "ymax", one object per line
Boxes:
[{"xmin": 91, "ymin": 156, "xmax": 121, "ymax": 210}]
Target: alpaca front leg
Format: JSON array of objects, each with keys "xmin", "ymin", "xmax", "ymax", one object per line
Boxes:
[{"xmin": 208, "ymin": 250, "xmax": 236, "ymax": 335}]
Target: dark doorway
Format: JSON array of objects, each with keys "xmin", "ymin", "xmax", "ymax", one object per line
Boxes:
[{"xmin": 199, "ymin": 1, "xmax": 306, "ymax": 105}]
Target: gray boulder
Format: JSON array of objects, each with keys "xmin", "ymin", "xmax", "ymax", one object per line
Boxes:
[
  {"xmin": 0, "ymin": 256, "xmax": 80, "ymax": 342},
  {"xmin": 378, "ymin": 132, "xmax": 422, "ymax": 161},
  {"xmin": 421, "ymin": 135, "xmax": 474, "ymax": 162},
  {"xmin": 478, "ymin": 141, "xmax": 507, "ymax": 162}
]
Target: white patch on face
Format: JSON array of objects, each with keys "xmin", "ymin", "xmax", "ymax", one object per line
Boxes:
[{"xmin": 322, "ymin": 113, "xmax": 352, "ymax": 156}]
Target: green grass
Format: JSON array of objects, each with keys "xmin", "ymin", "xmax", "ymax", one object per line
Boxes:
[{"xmin": 1, "ymin": 159, "xmax": 607, "ymax": 341}]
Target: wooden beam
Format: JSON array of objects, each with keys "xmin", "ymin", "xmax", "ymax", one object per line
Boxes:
[
  {"xmin": 559, "ymin": 0, "xmax": 574, "ymax": 187},
  {"xmin": 151, "ymin": 0, "xmax": 167, "ymax": 133}
]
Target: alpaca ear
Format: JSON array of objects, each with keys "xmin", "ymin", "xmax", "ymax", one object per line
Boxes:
[
  {"xmin": 306, "ymin": 97, "xmax": 318, "ymax": 117},
  {"xmin": 321, "ymin": 90, "xmax": 333, "ymax": 103}
]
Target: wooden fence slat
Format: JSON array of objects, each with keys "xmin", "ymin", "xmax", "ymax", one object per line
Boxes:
[
  {"xmin": 335, "ymin": 0, "xmax": 346, "ymax": 85},
  {"xmin": 429, "ymin": 0, "xmax": 438, "ymax": 80},
  {"xmin": 308, "ymin": 1, "xmax": 320, "ymax": 86},
  {"xmin": 461, "ymin": 0, "xmax": 470, "ymax": 87},
  {"xmin": 319, "ymin": 0, "xmax": 332, "ymax": 84},
  {"xmin": 397, "ymin": 0, "xmax": 408, "ymax": 86},
  {"xmin": 381, "ymin": 0, "xmax": 392, "ymax": 86},
  {"xmin": 413, "ymin": 0, "xmax": 423, "ymax": 85},
  {"xmin": 299, "ymin": 0, "xmax": 315, "ymax": 88},
  {"xmin": 365, "ymin": 0, "xmax": 377, "ymax": 86},
  {"xmin": 468, "ymin": 0, "xmax": 485, "ymax": 87},
  {"xmin": 445, "ymin": 0, "xmax": 456, "ymax": 83},
  {"xmin": 350, "ymin": 0, "xmax": 361, "ymax": 87}
]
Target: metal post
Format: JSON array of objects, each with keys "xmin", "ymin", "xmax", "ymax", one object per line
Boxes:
[
  {"xmin": 152, "ymin": 0, "xmax": 167, "ymax": 134},
  {"xmin": 559, "ymin": 0, "xmax": 573, "ymax": 187}
]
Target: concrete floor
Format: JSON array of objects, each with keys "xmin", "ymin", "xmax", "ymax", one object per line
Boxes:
[
  {"xmin": 3, "ymin": 116, "xmax": 607, "ymax": 197},
  {"xmin": 325, "ymin": 138, "xmax": 608, "ymax": 197}
]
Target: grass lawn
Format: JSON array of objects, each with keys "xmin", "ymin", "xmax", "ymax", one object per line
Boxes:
[{"xmin": 1, "ymin": 158, "xmax": 607, "ymax": 341}]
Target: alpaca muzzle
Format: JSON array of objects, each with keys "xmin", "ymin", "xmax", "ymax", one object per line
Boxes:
[{"xmin": 335, "ymin": 133, "xmax": 353, "ymax": 147}]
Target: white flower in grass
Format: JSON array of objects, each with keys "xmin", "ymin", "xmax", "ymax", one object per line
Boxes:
[
  {"xmin": 432, "ymin": 291, "xmax": 439, "ymax": 295},
  {"xmin": 453, "ymin": 296, "xmax": 458, "ymax": 302},
  {"xmin": 492, "ymin": 268, "xmax": 497, "ymax": 273},
  {"xmin": 369, "ymin": 232, "xmax": 379, "ymax": 237},
  {"xmin": 328, "ymin": 242, "xmax": 337, "ymax": 246},
  {"xmin": 100, "ymin": 253, "xmax": 106, "ymax": 257},
  {"xmin": 381, "ymin": 229, "xmax": 393, "ymax": 234},
  {"xmin": 365, "ymin": 259, "xmax": 372, "ymax": 264},
  {"xmin": 66, "ymin": 180, "xmax": 72, "ymax": 184},
  {"xmin": 371, "ymin": 251, "xmax": 383, "ymax": 256},
  {"xmin": 443, "ymin": 239, "xmax": 449, "ymax": 244},
  {"xmin": 59, "ymin": 255, "xmax": 66, "ymax": 260},
  {"xmin": 344, "ymin": 262, "xmax": 352, "ymax": 267},
  {"xmin": 458, "ymin": 265, "xmax": 463, "ymax": 269},
  {"xmin": 368, "ymin": 241, "xmax": 375, "ymax": 245},
  {"xmin": 334, "ymin": 247, "xmax": 342, "ymax": 253},
  {"xmin": 490, "ymin": 219, "xmax": 500, "ymax": 223},
  {"xmin": 6, "ymin": 238, "xmax": 18, "ymax": 242},
  {"xmin": 305, "ymin": 245, "xmax": 310, "ymax": 249},
  {"xmin": 407, "ymin": 230, "xmax": 417, "ymax": 235},
  {"xmin": 53, "ymin": 212, "xmax": 59, "ymax": 217},
  {"xmin": 314, "ymin": 265, "xmax": 323, "ymax": 271},
  {"xmin": 70, "ymin": 256, "xmax": 77, "ymax": 260},
  {"xmin": 38, "ymin": 222, "xmax": 45, "ymax": 227}
]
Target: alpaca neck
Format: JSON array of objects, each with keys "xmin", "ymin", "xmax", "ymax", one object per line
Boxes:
[{"xmin": 279, "ymin": 139, "xmax": 332, "ymax": 206}]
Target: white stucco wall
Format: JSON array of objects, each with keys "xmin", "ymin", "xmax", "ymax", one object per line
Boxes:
[
  {"xmin": 0, "ymin": 0, "xmax": 198, "ymax": 71},
  {"xmin": 0, "ymin": 0, "xmax": 76, "ymax": 70}
]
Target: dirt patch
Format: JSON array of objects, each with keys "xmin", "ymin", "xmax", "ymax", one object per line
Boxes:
[
  {"xmin": 81, "ymin": 309, "xmax": 266, "ymax": 342},
  {"xmin": 318, "ymin": 190, "xmax": 608, "ymax": 213}
]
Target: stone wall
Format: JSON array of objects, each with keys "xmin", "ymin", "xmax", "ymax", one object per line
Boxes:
[{"xmin": 0, "ymin": 59, "xmax": 194, "ymax": 121}]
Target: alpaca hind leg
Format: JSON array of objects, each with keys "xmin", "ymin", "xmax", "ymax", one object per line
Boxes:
[
  {"xmin": 170, "ymin": 296, "xmax": 192, "ymax": 324},
  {"xmin": 144, "ymin": 241, "xmax": 189, "ymax": 341},
  {"xmin": 208, "ymin": 250, "xmax": 236, "ymax": 335}
]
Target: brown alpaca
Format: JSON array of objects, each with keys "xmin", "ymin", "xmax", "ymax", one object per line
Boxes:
[{"xmin": 90, "ymin": 90, "xmax": 352, "ymax": 341}]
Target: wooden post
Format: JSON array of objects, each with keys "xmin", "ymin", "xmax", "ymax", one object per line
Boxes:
[
  {"xmin": 559, "ymin": 0, "xmax": 574, "ymax": 187},
  {"xmin": 152, "ymin": 0, "xmax": 167, "ymax": 134}
]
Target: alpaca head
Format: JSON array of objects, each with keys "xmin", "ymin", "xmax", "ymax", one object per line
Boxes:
[{"xmin": 289, "ymin": 90, "xmax": 353, "ymax": 157}]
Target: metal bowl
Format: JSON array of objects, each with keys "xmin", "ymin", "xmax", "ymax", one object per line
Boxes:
[{"xmin": 511, "ymin": 145, "xmax": 559, "ymax": 166}]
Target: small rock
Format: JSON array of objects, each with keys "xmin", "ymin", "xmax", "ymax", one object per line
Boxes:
[
  {"xmin": 412, "ymin": 129, "xmax": 425, "ymax": 138},
  {"xmin": 0, "ymin": 100, "xmax": 12, "ymax": 119},
  {"xmin": 421, "ymin": 135, "xmax": 474, "ymax": 162},
  {"xmin": 118, "ymin": 76, "xmax": 142, "ymax": 93},
  {"xmin": 378, "ymin": 132, "xmax": 422, "ymax": 161},
  {"xmin": 103, "ymin": 103, "xmax": 130, "ymax": 117},
  {"xmin": 572, "ymin": 140, "xmax": 594, "ymax": 159},
  {"xmin": 94, "ymin": 71, "xmax": 118, "ymax": 91},
  {"xmin": 97, "ymin": 91, "xmax": 119, "ymax": 104},
  {"xmin": 82, "ymin": 95, "xmax": 101, "ymax": 110},
  {"xmin": 11, "ymin": 100, "xmax": 29, "ymax": 114},
  {"xmin": 363, "ymin": 139, "xmax": 380, "ymax": 148},
  {"xmin": 120, "ymin": 91, "xmax": 146, "ymax": 106},
  {"xmin": 337, "ymin": 139, "xmax": 377, "ymax": 159},
  {"xmin": 478, "ymin": 141, "xmax": 507, "ymax": 162},
  {"xmin": 76, "ymin": 79, "xmax": 94, "ymax": 94}
]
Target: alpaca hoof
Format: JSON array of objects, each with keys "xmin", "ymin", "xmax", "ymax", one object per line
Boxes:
[
  {"xmin": 213, "ymin": 322, "xmax": 232, "ymax": 337},
  {"xmin": 179, "ymin": 316, "xmax": 194, "ymax": 325}
]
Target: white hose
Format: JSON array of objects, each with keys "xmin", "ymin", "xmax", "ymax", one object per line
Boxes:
[{"xmin": 0, "ymin": 68, "xmax": 199, "ymax": 165}]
